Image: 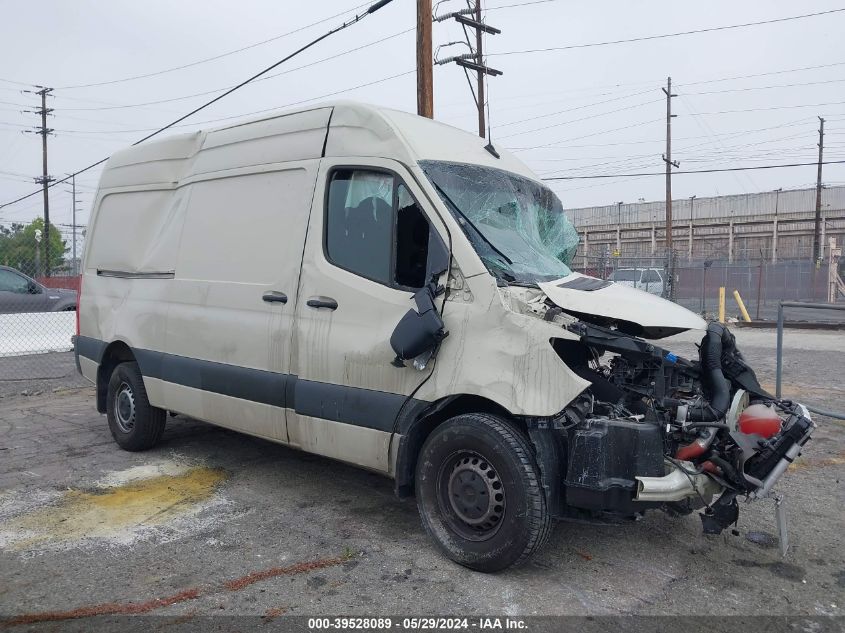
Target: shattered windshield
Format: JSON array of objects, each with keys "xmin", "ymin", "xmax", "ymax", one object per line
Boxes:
[{"xmin": 420, "ymin": 161, "xmax": 579, "ymax": 284}]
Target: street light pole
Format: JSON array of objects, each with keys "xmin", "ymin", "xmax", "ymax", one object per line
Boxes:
[
  {"xmin": 772, "ymin": 187, "xmax": 782, "ymax": 264},
  {"xmin": 688, "ymin": 195, "xmax": 696, "ymax": 261},
  {"xmin": 615, "ymin": 201, "xmax": 623, "ymax": 256}
]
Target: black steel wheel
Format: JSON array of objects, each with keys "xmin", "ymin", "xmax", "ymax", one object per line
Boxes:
[
  {"xmin": 415, "ymin": 413, "xmax": 551, "ymax": 572},
  {"xmin": 106, "ymin": 361, "xmax": 166, "ymax": 451},
  {"xmin": 437, "ymin": 450, "xmax": 506, "ymax": 541}
]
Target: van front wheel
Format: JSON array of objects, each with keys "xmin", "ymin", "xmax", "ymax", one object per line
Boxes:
[
  {"xmin": 106, "ymin": 361, "xmax": 166, "ymax": 451},
  {"xmin": 415, "ymin": 413, "xmax": 551, "ymax": 572}
]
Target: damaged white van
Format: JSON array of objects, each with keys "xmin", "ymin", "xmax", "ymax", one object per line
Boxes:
[{"xmin": 76, "ymin": 101, "xmax": 814, "ymax": 571}]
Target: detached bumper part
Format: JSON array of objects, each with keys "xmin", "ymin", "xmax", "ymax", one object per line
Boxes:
[{"xmin": 563, "ymin": 417, "xmax": 664, "ymax": 512}]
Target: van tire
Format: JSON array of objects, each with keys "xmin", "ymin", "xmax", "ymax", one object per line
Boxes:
[
  {"xmin": 106, "ymin": 362, "xmax": 166, "ymax": 451},
  {"xmin": 415, "ymin": 413, "xmax": 551, "ymax": 572}
]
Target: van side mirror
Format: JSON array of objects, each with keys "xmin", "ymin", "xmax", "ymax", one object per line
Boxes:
[
  {"xmin": 390, "ymin": 283, "xmax": 448, "ymax": 367},
  {"xmin": 27, "ymin": 281, "xmax": 40, "ymax": 295}
]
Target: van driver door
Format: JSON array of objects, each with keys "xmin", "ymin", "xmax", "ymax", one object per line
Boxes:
[{"xmin": 287, "ymin": 158, "xmax": 449, "ymax": 472}]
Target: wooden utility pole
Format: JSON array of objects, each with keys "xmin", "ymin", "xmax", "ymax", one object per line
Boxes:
[
  {"xmin": 812, "ymin": 116, "xmax": 825, "ymax": 263},
  {"xmin": 474, "ymin": 0, "xmax": 485, "ymax": 138},
  {"xmin": 661, "ymin": 77, "xmax": 678, "ymax": 253},
  {"xmin": 25, "ymin": 87, "xmax": 54, "ymax": 276},
  {"xmin": 416, "ymin": 0, "xmax": 433, "ymax": 118}
]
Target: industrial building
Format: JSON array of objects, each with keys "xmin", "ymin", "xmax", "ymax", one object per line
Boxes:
[{"xmin": 567, "ymin": 185, "xmax": 845, "ymax": 263}]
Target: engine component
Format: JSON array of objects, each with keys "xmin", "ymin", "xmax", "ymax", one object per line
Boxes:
[
  {"xmin": 700, "ymin": 491, "xmax": 739, "ymax": 534},
  {"xmin": 738, "ymin": 403, "xmax": 782, "ymax": 438},
  {"xmin": 564, "ymin": 417, "xmax": 663, "ymax": 511},
  {"xmin": 556, "ymin": 317, "xmax": 816, "ymax": 533},
  {"xmin": 686, "ymin": 322, "xmax": 732, "ymax": 422},
  {"xmin": 635, "ymin": 462, "xmax": 721, "ymax": 502},
  {"xmin": 744, "ymin": 405, "xmax": 815, "ymax": 493},
  {"xmin": 675, "ymin": 426, "xmax": 717, "ymax": 461}
]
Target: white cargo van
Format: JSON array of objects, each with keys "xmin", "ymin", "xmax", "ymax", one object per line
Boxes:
[{"xmin": 76, "ymin": 101, "xmax": 814, "ymax": 571}]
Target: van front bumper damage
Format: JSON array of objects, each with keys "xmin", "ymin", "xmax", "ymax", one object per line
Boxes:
[{"xmin": 540, "ymin": 320, "xmax": 816, "ymax": 550}]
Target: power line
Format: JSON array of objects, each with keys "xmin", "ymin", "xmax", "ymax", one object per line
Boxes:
[
  {"xmin": 485, "ymin": 0, "xmax": 559, "ymax": 10},
  {"xmin": 507, "ymin": 118, "xmax": 664, "ymax": 150},
  {"xmin": 541, "ymin": 159, "xmax": 845, "ymax": 180},
  {"xmin": 493, "ymin": 87, "xmax": 656, "ymax": 129},
  {"xmin": 675, "ymin": 60, "xmax": 845, "ymax": 89},
  {"xmin": 0, "ymin": 0, "xmax": 396, "ymax": 211},
  {"xmin": 681, "ymin": 77, "xmax": 845, "ymax": 96},
  {"xmin": 53, "ymin": 0, "xmax": 375, "ymax": 90},
  {"xmin": 692, "ymin": 99, "xmax": 845, "ymax": 115},
  {"xmin": 0, "ymin": 76, "xmax": 34, "ymax": 88},
  {"xmin": 43, "ymin": 69, "xmax": 415, "ymax": 136},
  {"xmin": 496, "ymin": 97, "xmax": 664, "ymax": 139},
  {"xmin": 489, "ymin": 8, "xmax": 845, "ymax": 56},
  {"xmin": 55, "ymin": 28, "xmax": 415, "ymax": 112}
]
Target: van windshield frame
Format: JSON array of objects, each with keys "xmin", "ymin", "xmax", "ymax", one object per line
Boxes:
[{"xmin": 419, "ymin": 160, "xmax": 579, "ymax": 285}]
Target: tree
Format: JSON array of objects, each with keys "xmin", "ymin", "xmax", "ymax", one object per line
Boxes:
[{"xmin": 0, "ymin": 217, "xmax": 67, "ymax": 276}]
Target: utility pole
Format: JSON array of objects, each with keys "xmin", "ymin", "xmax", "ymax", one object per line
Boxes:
[
  {"xmin": 433, "ymin": 2, "xmax": 501, "ymax": 137},
  {"xmin": 65, "ymin": 173, "xmax": 83, "ymax": 275},
  {"xmin": 661, "ymin": 77, "xmax": 679, "ymax": 253},
  {"xmin": 416, "ymin": 0, "xmax": 433, "ymax": 118},
  {"xmin": 24, "ymin": 86, "xmax": 54, "ymax": 277},
  {"xmin": 474, "ymin": 1, "xmax": 485, "ymax": 138},
  {"xmin": 812, "ymin": 116, "xmax": 825, "ymax": 263}
]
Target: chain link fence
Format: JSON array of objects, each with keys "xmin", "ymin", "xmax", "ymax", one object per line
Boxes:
[
  {"xmin": 0, "ymin": 221, "xmax": 83, "ymax": 390},
  {"xmin": 571, "ymin": 249, "xmax": 845, "ymax": 322}
]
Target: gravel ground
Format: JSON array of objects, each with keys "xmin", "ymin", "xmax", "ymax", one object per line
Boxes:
[{"xmin": 0, "ymin": 329, "xmax": 843, "ymax": 624}]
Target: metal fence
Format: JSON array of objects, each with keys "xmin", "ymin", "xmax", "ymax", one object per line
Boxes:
[
  {"xmin": 571, "ymin": 251, "xmax": 844, "ymax": 322},
  {"xmin": 0, "ymin": 223, "xmax": 83, "ymax": 386}
]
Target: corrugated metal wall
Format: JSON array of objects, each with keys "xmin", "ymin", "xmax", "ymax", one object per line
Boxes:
[{"xmin": 567, "ymin": 185, "xmax": 845, "ymax": 227}]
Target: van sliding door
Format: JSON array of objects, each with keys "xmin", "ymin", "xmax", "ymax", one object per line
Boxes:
[{"xmin": 164, "ymin": 164, "xmax": 318, "ymax": 441}]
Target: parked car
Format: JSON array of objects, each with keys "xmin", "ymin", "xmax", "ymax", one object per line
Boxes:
[
  {"xmin": 609, "ymin": 267, "xmax": 666, "ymax": 296},
  {"xmin": 75, "ymin": 102, "xmax": 814, "ymax": 572},
  {"xmin": 0, "ymin": 266, "xmax": 77, "ymax": 313}
]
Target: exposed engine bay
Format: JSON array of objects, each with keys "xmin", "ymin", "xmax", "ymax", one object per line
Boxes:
[{"xmin": 510, "ymin": 281, "xmax": 817, "ymax": 538}]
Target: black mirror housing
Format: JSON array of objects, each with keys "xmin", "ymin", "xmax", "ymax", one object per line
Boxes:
[{"xmin": 390, "ymin": 284, "xmax": 448, "ymax": 363}]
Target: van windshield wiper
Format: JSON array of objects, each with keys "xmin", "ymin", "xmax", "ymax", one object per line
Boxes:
[{"xmin": 430, "ymin": 181, "xmax": 514, "ymax": 269}]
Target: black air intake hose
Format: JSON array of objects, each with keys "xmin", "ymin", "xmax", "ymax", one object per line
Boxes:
[{"xmin": 687, "ymin": 323, "xmax": 732, "ymax": 422}]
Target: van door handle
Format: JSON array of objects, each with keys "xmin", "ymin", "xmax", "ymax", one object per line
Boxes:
[
  {"xmin": 306, "ymin": 296, "xmax": 338, "ymax": 310},
  {"xmin": 262, "ymin": 291, "xmax": 288, "ymax": 304}
]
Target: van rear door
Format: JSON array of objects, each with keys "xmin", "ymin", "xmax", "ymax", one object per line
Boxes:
[{"xmin": 287, "ymin": 158, "xmax": 449, "ymax": 471}]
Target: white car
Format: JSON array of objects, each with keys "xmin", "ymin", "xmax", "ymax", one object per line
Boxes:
[{"xmin": 610, "ymin": 267, "xmax": 665, "ymax": 296}]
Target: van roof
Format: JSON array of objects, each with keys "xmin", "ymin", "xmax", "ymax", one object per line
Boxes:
[{"xmin": 97, "ymin": 100, "xmax": 539, "ymax": 191}]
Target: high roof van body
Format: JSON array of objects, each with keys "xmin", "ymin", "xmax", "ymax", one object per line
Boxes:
[{"xmin": 76, "ymin": 102, "xmax": 814, "ymax": 571}]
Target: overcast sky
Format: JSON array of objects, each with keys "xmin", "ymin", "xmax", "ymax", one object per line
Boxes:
[{"xmin": 1, "ymin": 0, "xmax": 844, "ymax": 231}]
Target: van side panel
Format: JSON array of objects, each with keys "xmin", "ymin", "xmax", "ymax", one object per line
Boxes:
[
  {"xmin": 80, "ymin": 187, "xmax": 189, "ymax": 408},
  {"xmin": 163, "ymin": 164, "xmax": 319, "ymax": 440}
]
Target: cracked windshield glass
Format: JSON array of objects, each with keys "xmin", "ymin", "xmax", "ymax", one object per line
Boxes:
[{"xmin": 420, "ymin": 161, "xmax": 579, "ymax": 284}]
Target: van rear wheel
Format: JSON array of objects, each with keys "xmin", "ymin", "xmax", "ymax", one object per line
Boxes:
[
  {"xmin": 415, "ymin": 413, "xmax": 551, "ymax": 572},
  {"xmin": 106, "ymin": 361, "xmax": 166, "ymax": 451}
]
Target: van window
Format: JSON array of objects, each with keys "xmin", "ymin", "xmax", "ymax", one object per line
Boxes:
[
  {"xmin": 395, "ymin": 184, "xmax": 429, "ymax": 288},
  {"xmin": 325, "ymin": 169, "xmax": 431, "ymax": 289}
]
